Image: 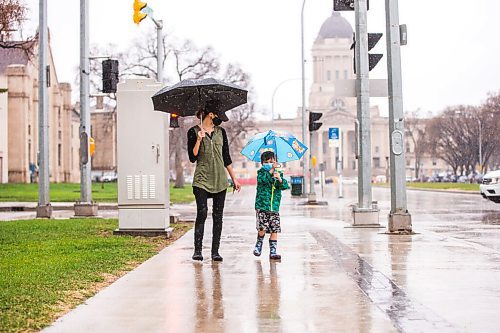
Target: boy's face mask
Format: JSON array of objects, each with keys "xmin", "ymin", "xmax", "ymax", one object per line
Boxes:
[{"xmin": 262, "ymin": 162, "xmax": 273, "ymax": 171}]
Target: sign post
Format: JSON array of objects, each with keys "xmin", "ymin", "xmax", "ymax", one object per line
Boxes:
[{"xmin": 329, "ymin": 128, "xmax": 343, "ymax": 198}]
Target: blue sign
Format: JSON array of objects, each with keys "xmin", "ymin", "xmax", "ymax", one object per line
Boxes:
[{"xmin": 329, "ymin": 128, "xmax": 340, "ymax": 140}]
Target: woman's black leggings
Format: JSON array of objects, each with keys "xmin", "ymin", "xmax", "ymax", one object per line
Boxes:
[{"xmin": 192, "ymin": 186, "xmax": 226, "ymax": 254}]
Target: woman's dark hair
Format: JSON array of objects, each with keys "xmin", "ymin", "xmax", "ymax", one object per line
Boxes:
[
  {"xmin": 261, "ymin": 151, "xmax": 275, "ymax": 163},
  {"xmin": 196, "ymin": 100, "xmax": 220, "ymax": 120}
]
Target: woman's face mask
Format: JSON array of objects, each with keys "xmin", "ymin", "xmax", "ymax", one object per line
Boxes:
[
  {"xmin": 262, "ymin": 162, "xmax": 273, "ymax": 171},
  {"xmin": 212, "ymin": 117, "xmax": 222, "ymax": 126}
]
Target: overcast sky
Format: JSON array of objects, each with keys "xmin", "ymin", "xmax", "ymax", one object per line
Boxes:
[{"xmin": 23, "ymin": 0, "xmax": 500, "ymax": 119}]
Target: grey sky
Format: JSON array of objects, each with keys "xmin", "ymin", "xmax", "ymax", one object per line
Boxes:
[{"xmin": 24, "ymin": 0, "xmax": 500, "ymax": 119}]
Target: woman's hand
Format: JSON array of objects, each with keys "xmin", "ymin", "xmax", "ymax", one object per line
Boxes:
[
  {"xmin": 233, "ymin": 179, "xmax": 241, "ymax": 192},
  {"xmin": 197, "ymin": 129, "xmax": 205, "ymax": 141}
]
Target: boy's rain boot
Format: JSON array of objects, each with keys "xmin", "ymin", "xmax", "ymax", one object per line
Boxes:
[
  {"xmin": 269, "ymin": 240, "xmax": 281, "ymax": 260},
  {"xmin": 211, "ymin": 221, "xmax": 223, "ymax": 262},
  {"xmin": 192, "ymin": 224, "xmax": 204, "ymax": 261},
  {"xmin": 253, "ymin": 234, "xmax": 264, "ymax": 256}
]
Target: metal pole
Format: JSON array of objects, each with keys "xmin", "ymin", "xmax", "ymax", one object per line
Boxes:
[
  {"xmin": 79, "ymin": 0, "xmax": 92, "ymax": 203},
  {"xmin": 301, "ymin": 0, "xmax": 308, "ymax": 193},
  {"xmin": 309, "ymin": 131, "xmax": 315, "ymax": 198},
  {"xmin": 155, "ymin": 19, "xmax": 163, "ymax": 82},
  {"xmin": 386, "ymin": 0, "xmax": 412, "ymax": 232},
  {"xmin": 478, "ymin": 118, "xmax": 482, "ymax": 170},
  {"xmin": 272, "ymin": 78, "xmax": 301, "ymax": 126},
  {"xmin": 355, "ymin": 0, "xmax": 373, "ymax": 209},
  {"xmin": 339, "ymin": 129, "xmax": 344, "ymax": 198},
  {"xmin": 36, "ymin": 0, "xmax": 51, "ymax": 218}
]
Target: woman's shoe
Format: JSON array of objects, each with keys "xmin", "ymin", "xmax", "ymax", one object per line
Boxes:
[
  {"xmin": 192, "ymin": 250, "xmax": 203, "ymax": 261},
  {"xmin": 211, "ymin": 253, "xmax": 223, "ymax": 262}
]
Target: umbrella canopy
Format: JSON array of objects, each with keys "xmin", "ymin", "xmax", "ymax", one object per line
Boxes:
[
  {"xmin": 151, "ymin": 78, "xmax": 248, "ymax": 118},
  {"xmin": 241, "ymin": 130, "xmax": 308, "ymax": 163}
]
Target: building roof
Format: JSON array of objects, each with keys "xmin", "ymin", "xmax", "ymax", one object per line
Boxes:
[
  {"xmin": 0, "ymin": 45, "xmax": 31, "ymax": 74},
  {"xmin": 317, "ymin": 11, "xmax": 353, "ymax": 41}
]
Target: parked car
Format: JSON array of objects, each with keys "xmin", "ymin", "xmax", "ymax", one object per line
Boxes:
[
  {"xmin": 342, "ymin": 177, "xmax": 358, "ymax": 185},
  {"xmin": 480, "ymin": 170, "xmax": 500, "ymax": 203},
  {"xmin": 100, "ymin": 172, "xmax": 117, "ymax": 182}
]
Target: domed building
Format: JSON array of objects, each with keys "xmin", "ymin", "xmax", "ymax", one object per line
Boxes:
[{"xmin": 231, "ymin": 11, "xmax": 444, "ymax": 184}]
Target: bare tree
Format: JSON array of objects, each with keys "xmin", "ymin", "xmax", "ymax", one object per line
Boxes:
[
  {"xmin": 87, "ymin": 30, "xmax": 257, "ymax": 188},
  {"xmin": 427, "ymin": 105, "xmax": 481, "ymax": 176},
  {"xmin": 405, "ymin": 109, "xmax": 429, "ymax": 180},
  {"xmin": 480, "ymin": 91, "xmax": 500, "ymax": 172},
  {"xmin": 0, "ymin": 0, "xmax": 36, "ymax": 57}
]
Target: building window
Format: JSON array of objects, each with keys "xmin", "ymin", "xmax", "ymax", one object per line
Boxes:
[
  {"xmin": 375, "ymin": 146, "xmax": 379, "ymax": 154},
  {"xmin": 335, "ymin": 70, "xmax": 340, "ymax": 80},
  {"xmin": 242, "ymin": 161, "xmax": 247, "ymax": 169},
  {"xmin": 58, "ymin": 144, "xmax": 62, "ymax": 166},
  {"xmin": 373, "ymin": 157, "xmax": 380, "ymax": 168},
  {"xmin": 406, "ymin": 143, "xmax": 411, "ymax": 153},
  {"xmin": 58, "ymin": 130, "xmax": 62, "ymax": 140},
  {"xmin": 344, "ymin": 70, "xmax": 348, "ymax": 79},
  {"xmin": 352, "ymin": 160, "xmax": 356, "ymax": 170},
  {"xmin": 432, "ymin": 160, "xmax": 437, "ymax": 166},
  {"xmin": 28, "ymin": 125, "xmax": 31, "ymax": 135},
  {"xmin": 255, "ymin": 162, "xmax": 259, "ymax": 168},
  {"xmin": 326, "ymin": 70, "xmax": 331, "ymax": 81},
  {"xmin": 406, "ymin": 159, "xmax": 411, "ymax": 166}
]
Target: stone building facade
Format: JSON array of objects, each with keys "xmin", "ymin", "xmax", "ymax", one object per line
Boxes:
[
  {"xmin": 0, "ymin": 42, "xmax": 80, "ymax": 183},
  {"xmin": 230, "ymin": 11, "xmax": 448, "ymax": 183}
]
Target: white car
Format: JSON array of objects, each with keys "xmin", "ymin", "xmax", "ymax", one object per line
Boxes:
[{"xmin": 480, "ymin": 170, "xmax": 500, "ymax": 203}]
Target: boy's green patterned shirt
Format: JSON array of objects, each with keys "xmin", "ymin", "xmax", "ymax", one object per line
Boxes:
[{"xmin": 255, "ymin": 168, "xmax": 290, "ymax": 212}]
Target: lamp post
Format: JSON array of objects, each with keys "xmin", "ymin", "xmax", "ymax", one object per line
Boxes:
[
  {"xmin": 301, "ymin": 0, "xmax": 308, "ymax": 192},
  {"xmin": 477, "ymin": 118, "xmax": 482, "ymax": 171},
  {"xmin": 271, "ymin": 78, "xmax": 301, "ymax": 125}
]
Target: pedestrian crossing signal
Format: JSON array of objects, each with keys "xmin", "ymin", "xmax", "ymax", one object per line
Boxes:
[
  {"xmin": 170, "ymin": 113, "xmax": 179, "ymax": 128},
  {"xmin": 133, "ymin": 0, "xmax": 147, "ymax": 24}
]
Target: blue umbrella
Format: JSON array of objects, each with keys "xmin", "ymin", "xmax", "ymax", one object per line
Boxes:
[{"xmin": 241, "ymin": 130, "xmax": 308, "ymax": 163}]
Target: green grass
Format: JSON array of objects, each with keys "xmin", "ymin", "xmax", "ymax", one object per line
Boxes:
[
  {"xmin": 0, "ymin": 183, "xmax": 195, "ymax": 204},
  {"xmin": 0, "ymin": 218, "xmax": 192, "ymax": 333},
  {"xmin": 375, "ymin": 182, "xmax": 479, "ymax": 191}
]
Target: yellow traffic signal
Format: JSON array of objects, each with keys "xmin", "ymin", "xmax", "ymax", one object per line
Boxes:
[
  {"xmin": 312, "ymin": 156, "xmax": 317, "ymax": 168},
  {"xmin": 89, "ymin": 137, "xmax": 95, "ymax": 156},
  {"xmin": 133, "ymin": 0, "xmax": 147, "ymax": 24}
]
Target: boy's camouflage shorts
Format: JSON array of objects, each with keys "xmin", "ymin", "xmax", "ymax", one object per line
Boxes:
[{"xmin": 256, "ymin": 209, "xmax": 281, "ymax": 233}]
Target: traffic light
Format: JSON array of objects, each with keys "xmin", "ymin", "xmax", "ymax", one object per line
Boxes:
[
  {"xmin": 351, "ymin": 33, "xmax": 383, "ymax": 74},
  {"xmin": 133, "ymin": 0, "xmax": 147, "ymax": 24},
  {"xmin": 333, "ymin": 0, "xmax": 369, "ymax": 11},
  {"xmin": 309, "ymin": 112, "xmax": 323, "ymax": 132},
  {"xmin": 170, "ymin": 113, "xmax": 179, "ymax": 128},
  {"xmin": 102, "ymin": 59, "xmax": 119, "ymax": 93}
]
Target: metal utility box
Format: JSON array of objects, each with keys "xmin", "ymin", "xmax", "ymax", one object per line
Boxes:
[
  {"xmin": 115, "ymin": 79, "xmax": 170, "ymax": 235},
  {"xmin": 290, "ymin": 176, "xmax": 304, "ymax": 196}
]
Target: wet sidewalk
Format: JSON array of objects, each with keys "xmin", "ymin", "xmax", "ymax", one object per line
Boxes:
[{"xmin": 43, "ymin": 209, "xmax": 500, "ymax": 332}]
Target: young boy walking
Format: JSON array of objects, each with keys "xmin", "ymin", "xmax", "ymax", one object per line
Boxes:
[{"xmin": 253, "ymin": 151, "xmax": 289, "ymax": 260}]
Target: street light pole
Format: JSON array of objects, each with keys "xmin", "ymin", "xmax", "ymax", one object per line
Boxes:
[
  {"xmin": 75, "ymin": 0, "xmax": 98, "ymax": 216},
  {"xmin": 301, "ymin": 0, "xmax": 308, "ymax": 194},
  {"xmin": 151, "ymin": 18, "xmax": 163, "ymax": 82},
  {"xmin": 386, "ymin": 0, "xmax": 412, "ymax": 233},
  {"xmin": 36, "ymin": 0, "xmax": 51, "ymax": 218},
  {"xmin": 477, "ymin": 118, "xmax": 482, "ymax": 171},
  {"xmin": 272, "ymin": 78, "xmax": 301, "ymax": 126}
]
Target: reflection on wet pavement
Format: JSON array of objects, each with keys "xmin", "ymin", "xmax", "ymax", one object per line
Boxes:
[{"xmin": 312, "ymin": 230, "xmax": 458, "ymax": 333}]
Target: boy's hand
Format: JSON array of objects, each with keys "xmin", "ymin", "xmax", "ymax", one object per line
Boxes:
[
  {"xmin": 273, "ymin": 172, "xmax": 282, "ymax": 182},
  {"xmin": 233, "ymin": 179, "xmax": 241, "ymax": 192}
]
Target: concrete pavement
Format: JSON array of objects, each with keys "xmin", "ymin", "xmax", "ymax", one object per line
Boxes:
[{"xmin": 41, "ymin": 185, "xmax": 500, "ymax": 333}]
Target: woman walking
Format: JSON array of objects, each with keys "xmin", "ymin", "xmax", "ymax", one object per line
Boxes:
[{"xmin": 187, "ymin": 101, "xmax": 241, "ymax": 262}]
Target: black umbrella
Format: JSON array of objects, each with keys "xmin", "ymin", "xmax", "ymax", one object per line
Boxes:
[{"xmin": 151, "ymin": 78, "xmax": 248, "ymax": 120}]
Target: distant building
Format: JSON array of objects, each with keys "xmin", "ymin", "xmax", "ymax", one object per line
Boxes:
[
  {"xmin": 231, "ymin": 11, "xmax": 448, "ymax": 183},
  {"xmin": 0, "ymin": 40, "xmax": 80, "ymax": 183},
  {"xmin": 90, "ymin": 104, "xmax": 117, "ymax": 179}
]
